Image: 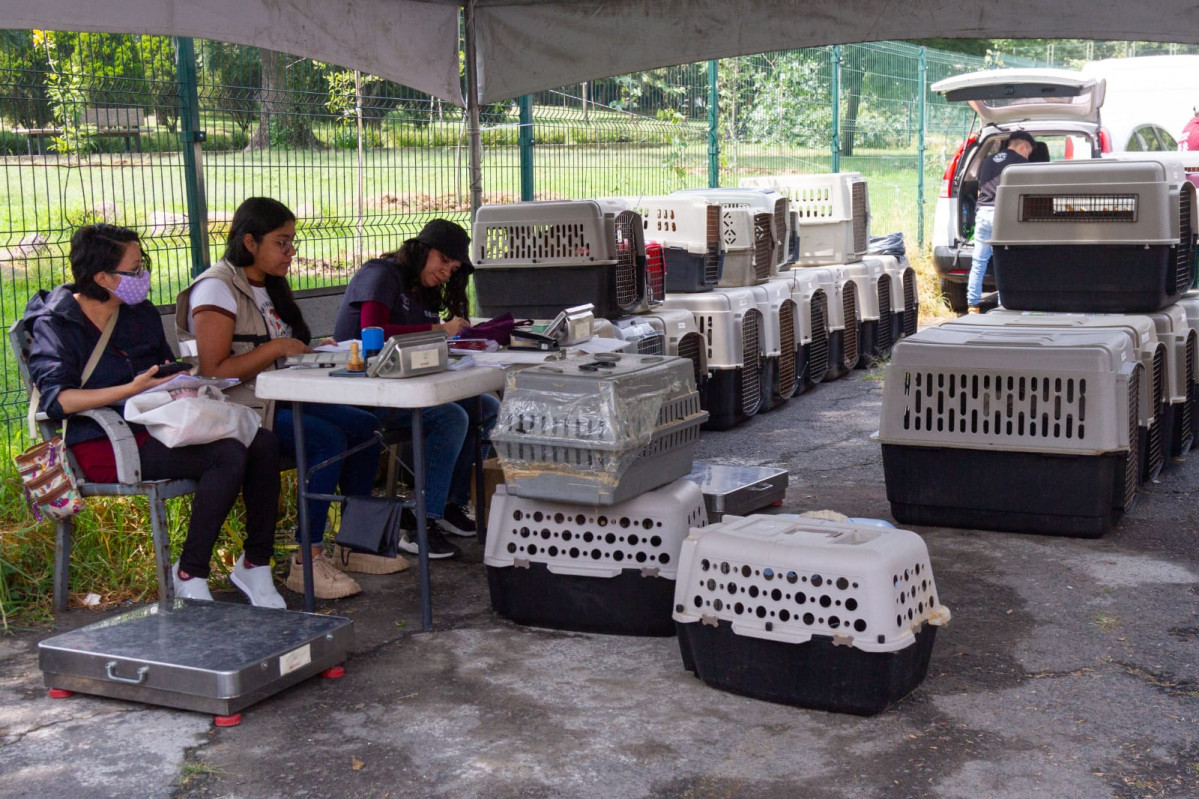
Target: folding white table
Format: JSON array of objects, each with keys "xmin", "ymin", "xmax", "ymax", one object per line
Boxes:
[{"xmin": 255, "ymin": 365, "xmax": 508, "ymax": 627}]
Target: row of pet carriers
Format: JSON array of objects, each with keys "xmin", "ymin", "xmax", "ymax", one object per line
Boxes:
[
  {"xmin": 490, "ymin": 352, "xmax": 708, "ymax": 505},
  {"xmin": 741, "ymin": 172, "xmax": 870, "ymax": 267},
  {"xmin": 662, "ymin": 288, "xmax": 764, "ymax": 431},
  {"xmin": 876, "ymin": 326, "xmax": 1143, "ymax": 538},
  {"xmin": 991, "ymin": 158, "xmax": 1196, "ymax": 313},
  {"xmin": 472, "ymin": 200, "xmax": 654, "ymax": 320},
  {"xmin": 945, "ymin": 310, "xmax": 1182, "ymax": 480},
  {"xmin": 672, "ymin": 188, "xmax": 784, "ymax": 285}
]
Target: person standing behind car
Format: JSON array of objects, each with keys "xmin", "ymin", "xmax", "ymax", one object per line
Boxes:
[
  {"xmin": 1179, "ymin": 107, "xmax": 1199, "ymax": 152},
  {"xmin": 966, "ymin": 130, "xmax": 1036, "ymax": 314},
  {"xmin": 333, "ymin": 220, "xmax": 499, "ymax": 560},
  {"xmin": 177, "ymin": 197, "xmax": 381, "ymax": 600},
  {"xmin": 25, "ymin": 224, "xmax": 286, "ymax": 608}
]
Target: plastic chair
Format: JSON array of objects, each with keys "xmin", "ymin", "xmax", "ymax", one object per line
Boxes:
[{"xmin": 9, "ymin": 321, "xmax": 198, "ymax": 611}]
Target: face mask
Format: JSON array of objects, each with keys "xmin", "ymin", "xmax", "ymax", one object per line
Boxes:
[{"xmin": 108, "ymin": 270, "xmax": 151, "ymax": 305}]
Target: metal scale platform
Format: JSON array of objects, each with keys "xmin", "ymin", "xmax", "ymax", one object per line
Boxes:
[
  {"xmin": 684, "ymin": 461, "xmax": 789, "ymax": 521},
  {"xmin": 38, "ymin": 599, "xmax": 353, "ymax": 716}
]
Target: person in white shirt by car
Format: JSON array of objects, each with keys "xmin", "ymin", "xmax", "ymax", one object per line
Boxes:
[{"xmin": 966, "ymin": 131, "xmax": 1036, "ymax": 314}]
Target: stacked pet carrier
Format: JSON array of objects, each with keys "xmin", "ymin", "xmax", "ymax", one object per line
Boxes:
[
  {"xmin": 673, "ymin": 187, "xmax": 795, "ymax": 273},
  {"xmin": 879, "ymin": 156, "xmax": 1199, "ymax": 537},
  {"xmin": 484, "ymin": 352, "xmax": 709, "ymax": 635},
  {"xmin": 472, "ymin": 200, "xmax": 657, "ymax": 321},
  {"xmin": 769, "ymin": 268, "xmax": 833, "ymax": 392},
  {"xmin": 673, "ymin": 514, "xmax": 951, "ymax": 714}
]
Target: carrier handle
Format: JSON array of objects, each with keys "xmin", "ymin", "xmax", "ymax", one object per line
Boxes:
[{"xmin": 105, "ymin": 660, "xmax": 150, "ymax": 685}]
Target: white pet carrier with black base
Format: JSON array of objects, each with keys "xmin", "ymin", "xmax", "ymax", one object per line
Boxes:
[
  {"xmin": 674, "ymin": 187, "xmax": 794, "ymax": 272},
  {"xmin": 869, "ymin": 254, "xmax": 920, "ymax": 342},
  {"xmin": 641, "ymin": 308, "xmax": 708, "ymax": 392},
  {"xmin": 950, "ymin": 311, "xmax": 1169, "ymax": 484},
  {"xmin": 662, "ymin": 288, "xmax": 765, "ymax": 430},
  {"xmin": 612, "ymin": 316, "xmax": 666, "ymax": 355},
  {"xmin": 472, "ymin": 200, "xmax": 650, "ymax": 320},
  {"xmin": 789, "ymin": 265, "xmax": 863, "ymax": 379},
  {"xmin": 749, "ymin": 280, "xmax": 800, "ymax": 410},
  {"xmin": 842, "ymin": 258, "xmax": 893, "ymax": 360},
  {"xmin": 672, "ymin": 514, "xmax": 950, "ymax": 715},
  {"xmin": 491, "ymin": 352, "xmax": 708, "ymax": 506},
  {"xmin": 876, "ymin": 326, "xmax": 1142, "ymax": 537},
  {"xmin": 770, "ymin": 271, "xmax": 832, "ymax": 391},
  {"xmin": 741, "ymin": 172, "xmax": 870, "ymax": 267},
  {"xmin": 1174, "ymin": 293, "xmax": 1199, "ymax": 452},
  {"xmin": 1144, "ymin": 305, "xmax": 1197, "ymax": 457},
  {"xmin": 484, "ymin": 479, "xmax": 708, "ymax": 636},
  {"xmin": 615, "ymin": 195, "xmax": 724, "ymax": 293},
  {"xmin": 990, "ymin": 159, "xmax": 1196, "ymax": 313}
]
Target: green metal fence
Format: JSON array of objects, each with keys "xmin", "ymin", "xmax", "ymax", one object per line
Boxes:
[{"xmin": 0, "ymin": 31, "xmax": 1032, "ymax": 444}]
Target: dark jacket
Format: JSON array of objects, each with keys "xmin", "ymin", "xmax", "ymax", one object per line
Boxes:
[{"xmin": 23, "ymin": 286, "xmax": 173, "ymax": 446}]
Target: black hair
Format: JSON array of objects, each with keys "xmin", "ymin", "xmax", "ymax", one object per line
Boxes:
[
  {"xmin": 380, "ymin": 238, "xmax": 473, "ymax": 320},
  {"xmin": 222, "ymin": 197, "xmax": 310, "ymax": 342},
  {"xmin": 68, "ymin": 224, "xmax": 140, "ymax": 303},
  {"xmin": 1029, "ymin": 141, "xmax": 1051, "ymax": 163}
]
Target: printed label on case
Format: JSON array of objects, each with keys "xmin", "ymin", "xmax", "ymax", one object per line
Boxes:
[
  {"xmin": 279, "ymin": 644, "xmax": 312, "ymax": 676},
  {"xmin": 411, "ymin": 349, "xmax": 440, "ymax": 369}
]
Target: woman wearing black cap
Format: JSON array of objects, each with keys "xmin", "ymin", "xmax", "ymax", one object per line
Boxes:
[{"xmin": 333, "ymin": 219, "xmax": 500, "ymax": 560}]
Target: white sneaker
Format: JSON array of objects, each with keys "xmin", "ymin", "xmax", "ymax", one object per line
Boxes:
[
  {"xmin": 230, "ymin": 554, "xmax": 287, "ymax": 609},
  {"xmin": 172, "ymin": 560, "xmax": 213, "ymax": 602}
]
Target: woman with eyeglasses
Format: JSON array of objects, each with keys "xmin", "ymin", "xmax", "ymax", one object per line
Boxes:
[
  {"xmin": 23, "ymin": 223, "xmax": 286, "ymax": 608},
  {"xmin": 177, "ymin": 197, "xmax": 380, "ymax": 600}
]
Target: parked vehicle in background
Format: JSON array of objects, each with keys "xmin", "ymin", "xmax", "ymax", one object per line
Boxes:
[
  {"xmin": 1079, "ymin": 55, "xmax": 1199, "ymax": 153},
  {"xmin": 930, "ymin": 68, "xmax": 1107, "ymax": 311}
]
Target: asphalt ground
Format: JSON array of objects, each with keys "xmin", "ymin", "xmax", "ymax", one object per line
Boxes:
[{"xmin": 1, "ymin": 354, "xmax": 1197, "ymax": 799}]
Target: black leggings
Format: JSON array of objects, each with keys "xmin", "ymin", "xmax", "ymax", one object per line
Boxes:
[{"xmin": 138, "ymin": 429, "xmax": 280, "ymax": 578}]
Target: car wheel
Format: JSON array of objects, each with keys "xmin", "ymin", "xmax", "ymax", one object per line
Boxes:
[{"xmin": 941, "ymin": 279, "xmax": 968, "ymax": 313}]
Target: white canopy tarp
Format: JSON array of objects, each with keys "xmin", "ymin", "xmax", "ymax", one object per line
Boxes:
[{"xmin": 5, "ymin": 0, "xmax": 1199, "ymax": 105}]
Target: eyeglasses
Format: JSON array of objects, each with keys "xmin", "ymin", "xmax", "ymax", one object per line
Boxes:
[
  {"xmin": 108, "ymin": 255, "xmax": 152, "ymax": 278},
  {"xmin": 271, "ymin": 237, "xmax": 300, "ymax": 254}
]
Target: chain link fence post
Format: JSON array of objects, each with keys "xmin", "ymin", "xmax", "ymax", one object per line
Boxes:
[
  {"xmin": 175, "ymin": 37, "xmax": 209, "ymax": 277},
  {"xmin": 707, "ymin": 60, "xmax": 719, "ymax": 188}
]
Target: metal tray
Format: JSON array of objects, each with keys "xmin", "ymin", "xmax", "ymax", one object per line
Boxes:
[
  {"xmin": 684, "ymin": 461, "xmax": 788, "ymax": 521},
  {"xmin": 39, "ymin": 599, "xmax": 353, "ymax": 716}
]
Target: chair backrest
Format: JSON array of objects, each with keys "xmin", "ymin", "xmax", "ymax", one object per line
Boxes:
[{"xmin": 8, "ymin": 319, "xmax": 59, "ymax": 442}]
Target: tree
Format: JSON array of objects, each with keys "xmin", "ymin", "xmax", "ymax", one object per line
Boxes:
[
  {"xmin": 198, "ymin": 41, "xmax": 261, "ymax": 135},
  {"xmin": 0, "ymin": 30, "xmax": 53, "ymax": 129},
  {"xmin": 247, "ymin": 49, "xmax": 325, "ymax": 150}
]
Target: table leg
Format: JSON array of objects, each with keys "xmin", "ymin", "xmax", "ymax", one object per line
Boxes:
[
  {"xmin": 412, "ymin": 408, "xmax": 432, "ymax": 630},
  {"xmin": 473, "ymin": 394, "xmax": 487, "ymax": 548},
  {"xmin": 292, "ymin": 402, "xmax": 316, "ymax": 613}
]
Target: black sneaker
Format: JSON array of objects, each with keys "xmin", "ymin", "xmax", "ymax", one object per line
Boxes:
[
  {"xmin": 397, "ymin": 520, "xmax": 461, "ymax": 559},
  {"xmin": 440, "ymin": 503, "xmax": 477, "ymax": 537}
]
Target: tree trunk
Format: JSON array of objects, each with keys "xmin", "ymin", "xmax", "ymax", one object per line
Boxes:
[
  {"xmin": 840, "ymin": 49, "xmax": 865, "ymax": 157},
  {"xmin": 247, "ymin": 48, "xmax": 320, "ymax": 150}
]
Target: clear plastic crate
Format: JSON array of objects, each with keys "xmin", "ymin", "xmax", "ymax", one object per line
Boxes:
[
  {"xmin": 991, "ymin": 159, "xmax": 1196, "ymax": 312},
  {"xmin": 741, "ymin": 173, "xmax": 870, "ymax": 266},
  {"xmin": 673, "ymin": 513, "xmax": 949, "ymax": 714},
  {"xmin": 493, "ymin": 352, "xmax": 707, "ymax": 504},
  {"xmin": 483, "ymin": 479, "xmax": 708, "ymax": 635},
  {"xmin": 877, "ymin": 326, "xmax": 1143, "ymax": 536}
]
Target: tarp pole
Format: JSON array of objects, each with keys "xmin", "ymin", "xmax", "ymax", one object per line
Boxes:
[
  {"xmin": 918, "ymin": 47, "xmax": 927, "ymax": 249},
  {"xmin": 464, "ymin": 0, "xmax": 483, "ymax": 221},
  {"xmin": 830, "ymin": 45, "xmax": 841, "ymax": 173},
  {"xmin": 175, "ymin": 37, "xmax": 209, "ymax": 276}
]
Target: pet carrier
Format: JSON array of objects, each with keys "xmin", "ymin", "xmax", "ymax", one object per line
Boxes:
[
  {"xmin": 950, "ymin": 310, "xmax": 1168, "ymax": 483},
  {"xmin": 844, "ymin": 258, "xmax": 893, "ymax": 359},
  {"xmin": 484, "ymin": 479, "xmax": 708, "ymax": 635},
  {"xmin": 770, "ymin": 271, "xmax": 831, "ymax": 390},
  {"xmin": 641, "ymin": 308, "xmax": 708, "ymax": 390},
  {"xmin": 662, "ymin": 288, "xmax": 765, "ymax": 430},
  {"xmin": 990, "ymin": 159, "xmax": 1196, "ymax": 312},
  {"xmin": 877, "ymin": 326, "xmax": 1142, "ymax": 537},
  {"xmin": 492, "ymin": 352, "xmax": 707, "ymax": 505},
  {"xmin": 472, "ymin": 200, "xmax": 647, "ymax": 319},
  {"xmin": 673, "ymin": 514, "xmax": 950, "ymax": 714},
  {"xmin": 620, "ymin": 195, "xmax": 724, "ymax": 292},
  {"xmin": 612, "ymin": 316, "xmax": 666, "ymax": 355},
  {"xmin": 675, "ymin": 188, "xmax": 793, "ymax": 273},
  {"xmin": 749, "ymin": 280, "xmax": 800, "ymax": 409},
  {"xmin": 741, "ymin": 173, "xmax": 870, "ymax": 266}
]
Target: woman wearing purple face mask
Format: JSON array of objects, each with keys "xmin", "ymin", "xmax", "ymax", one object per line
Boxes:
[{"xmin": 22, "ymin": 224, "xmax": 287, "ymax": 609}]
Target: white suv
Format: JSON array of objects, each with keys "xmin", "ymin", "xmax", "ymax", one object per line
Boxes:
[{"xmin": 930, "ymin": 69, "xmax": 1107, "ymax": 312}]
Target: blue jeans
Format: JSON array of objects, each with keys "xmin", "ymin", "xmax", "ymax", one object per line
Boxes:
[
  {"xmin": 275, "ymin": 402, "xmax": 382, "ymax": 545},
  {"xmin": 374, "ymin": 394, "xmax": 499, "ymax": 517},
  {"xmin": 967, "ymin": 205, "xmax": 995, "ymax": 308}
]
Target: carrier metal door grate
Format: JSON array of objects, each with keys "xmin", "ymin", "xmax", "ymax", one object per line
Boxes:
[
  {"xmin": 741, "ymin": 309, "xmax": 764, "ymax": 416},
  {"xmin": 877, "ymin": 276, "xmax": 894, "ymax": 352},
  {"xmin": 842, "ymin": 285, "xmax": 860, "ymax": 369},
  {"xmin": 809, "ymin": 290, "xmax": 830, "ymax": 384},
  {"xmin": 778, "ymin": 301, "xmax": 798, "ymax": 398}
]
